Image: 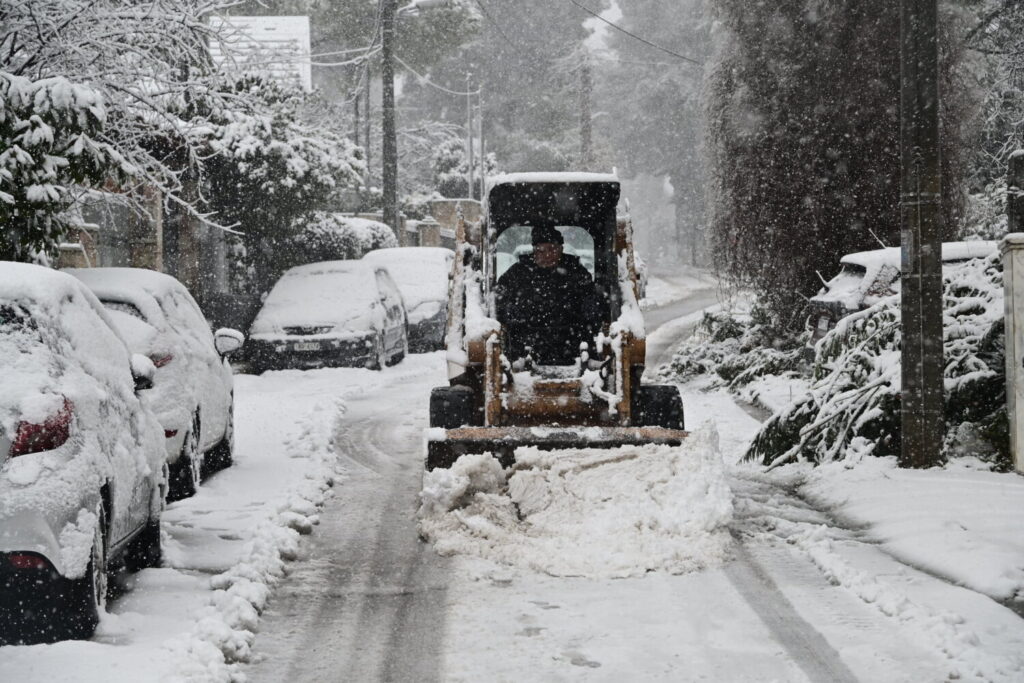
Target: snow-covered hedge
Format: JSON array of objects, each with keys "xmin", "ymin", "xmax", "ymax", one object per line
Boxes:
[
  {"xmin": 657, "ymin": 309, "xmax": 805, "ymax": 390},
  {"xmin": 289, "ymin": 212, "xmax": 398, "ymax": 265},
  {"xmin": 746, "ymin": 254, "xmax": 1008, "ymax": 468}
]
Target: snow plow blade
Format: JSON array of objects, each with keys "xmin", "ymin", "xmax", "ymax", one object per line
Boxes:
[{"xmin": 426, "ymin": 426, "xmax": 689, "ymax": 470}]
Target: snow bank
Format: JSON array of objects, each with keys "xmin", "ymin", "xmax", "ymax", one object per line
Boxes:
[
  {"xmin": 159, "ymin": 386, "xmax": 345, "ymax": 682},
  {"xmin": 418, "ymin": 423, "xmax": 734, "ymax": 578},
  {"xmin": 799, "ymin": 456, "xmax": 1024, "ymax": 604}
]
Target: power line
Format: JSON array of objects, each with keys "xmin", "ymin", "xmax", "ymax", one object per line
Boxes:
[
  {"xmin": 395, "ymin": 55, "xmax": 481, "ymax": 96},
  {"xmin": 565, "ymin": 0, "xmax": 703, "ymax": 66}
]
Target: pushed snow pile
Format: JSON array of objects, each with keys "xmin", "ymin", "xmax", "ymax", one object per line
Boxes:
[{"xmin": 418, "ymin": 423, "xmax": 734, "ymax": 578}]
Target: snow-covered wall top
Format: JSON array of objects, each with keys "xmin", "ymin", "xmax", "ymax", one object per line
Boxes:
[
  {"xmin": 488, "ymin": 172, "xmax": 619, "ymax": 189},
  {"xmin": 841, "ymin": 241, "xmax": 998, "ymax": 269}
]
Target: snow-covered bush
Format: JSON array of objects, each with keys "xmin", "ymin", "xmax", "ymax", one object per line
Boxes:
[
  {"xmin": 288, "ymin": 212, "xmax": 397, "ymax": 266},
  {"xmin": 658, "ymin": 309, "xmax": 805, "ymax": 389},
  {"xmin": 746, "ymin": 254, "xmax": 1009, "ymax": 469},
  {"xmin": 0, "ymin": 72, "xmax": 129, "ymax": 260}
]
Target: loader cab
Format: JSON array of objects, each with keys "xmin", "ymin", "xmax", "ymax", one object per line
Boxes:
[{"xmin": 482, "ymin": 176, "xmax": 625, "ymax": 355}]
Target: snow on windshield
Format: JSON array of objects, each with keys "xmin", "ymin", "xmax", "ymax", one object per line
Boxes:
[
  {"xmin": 418, "ymin": 424, "xmax": 733, "ymax": 579},
  {"xmin": 252, "ymin": 261, "xmax": 378, "ymax": 333}
]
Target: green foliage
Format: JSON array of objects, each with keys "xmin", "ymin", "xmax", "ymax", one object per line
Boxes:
[
  {"xmin": 746, "ymin": 254, "xmax": 1010, "ymax": 469},
  {"xmin": 0, "ymin": 72, "xmax": 128, "ymax": 261},
  {"xmin": 706, "ymin": 0, "xmax": 968, "ymax": 324},
  {"xmin": 658, "ymin": 309, "xmax": 805, "ymax": 388}
]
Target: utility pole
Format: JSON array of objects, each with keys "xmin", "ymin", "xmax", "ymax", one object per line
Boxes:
[
  {"xmin": 478, "ymin": 95, "xmax": 486, "ymax": 202},
  {"xmin": 381, "ymin": 0, "xmax": 399, "ymax": 231},
  {"xmin": 579, "ymin": 55, "xmax": 593, "ymax": 169},
  {"xmin": 364, "ymin": 64, "xmax": 372, "ymax": 189},
  {"xmin": 899, "ymin": 0, "xmax": 944, "ymax": 468},
  {"xmin": 466, "ymin": 73, "xmax": 475, "ymax": 200},
  {"xmin": 353, "ymin": 90, "xmax": 361, "ymax": 150}
]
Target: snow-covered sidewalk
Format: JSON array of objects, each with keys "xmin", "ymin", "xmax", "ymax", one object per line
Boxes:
[{"xmin": 0, "ymin": 363, "xmax": 410, "ymax": 682}]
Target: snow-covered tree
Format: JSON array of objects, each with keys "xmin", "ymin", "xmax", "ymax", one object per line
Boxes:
[
  {"xmin": 0, "ymin": 72, "xmax": 130, "ymax": 260},
  {"xmin": 430, "ymin": 137, "xmax": 498, "ymax": 198},
  {"xmin": 705, "ymin": 1, "xmax": 969, "ymax": 326}
]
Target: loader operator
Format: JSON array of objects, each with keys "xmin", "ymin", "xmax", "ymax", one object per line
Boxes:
[{"xmin": 496, "ymin": 223, "xmax": 603, "ymax": 365}]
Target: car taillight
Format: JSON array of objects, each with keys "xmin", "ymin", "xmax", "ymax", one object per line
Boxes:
[
  {"xmin": 151, "ymin": 354, "xmax": 173, "ymax": 368},
  {"xmin": 9, "ymin": 397, "xmax": 73, "ymax": 458},
  {"xmin": 5, "ymin": 553, "xmax": 52, "ymax": 570}
]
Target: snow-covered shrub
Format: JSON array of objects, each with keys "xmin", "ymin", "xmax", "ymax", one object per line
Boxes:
[
  {"xmin": 288, "ymin": 212, "xmax": 397, "ymax": 266},
  {"xmin": 0, "ymin": 72, "xmax": 128, "ymax": 260},
  {"xmin": 658, "ymin": 309, "xmax": 805, "ymax": 389},
  {"xmin": 746, "ymin": 254, "xmax": 1009, "ymax": 469}
]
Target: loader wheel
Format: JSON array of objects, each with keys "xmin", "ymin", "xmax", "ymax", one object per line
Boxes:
[
  {"xmin": 429, "ymin": 386, "xmax": 477, "ymax": 429},
  {"xmin": 426, "ymin": 441, "xmax": 458, "ymax": 471},
  {"xmin": 632, "ymin": 385, "xmax": 685, "ymax": 430}
]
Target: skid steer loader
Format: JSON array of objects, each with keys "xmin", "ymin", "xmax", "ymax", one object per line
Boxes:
[{"xmin": 427, "ymin": 172, "xmax": 687, "ymax": 469}]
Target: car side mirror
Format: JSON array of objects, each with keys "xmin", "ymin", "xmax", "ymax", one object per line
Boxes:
[
  {"xmin": 215, "ymin": 328, "xmax": 245, "ymax": 356},
  {"xmin": 131, "ymin": 353, "xmax": 156, "ymax": 391}
]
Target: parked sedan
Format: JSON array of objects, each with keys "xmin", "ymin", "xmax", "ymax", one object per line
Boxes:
[
  {"xmin": 247, "ymin": 260, "xmax": 408, "ymax": 372},
  {"xmin": 0, "ymin": 263, "xmax": 166, "ymax": 644},
  {"xmin": 361, "ymin": 247, "xmax": 454, "ymax": 352},
  {"xmin": 66, "ymin": 268, "xmax": 243, "ymax": 501}
]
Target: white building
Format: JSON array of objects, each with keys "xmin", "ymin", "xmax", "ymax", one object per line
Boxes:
[{"xmin": 209, "ymin": 15, "xmax": 312, "ymax": 92}]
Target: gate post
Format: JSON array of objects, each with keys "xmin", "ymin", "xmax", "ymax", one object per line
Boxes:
[{"xmin": 1002, "ymin": 150, "xmax": 1024, "ymax": 473}]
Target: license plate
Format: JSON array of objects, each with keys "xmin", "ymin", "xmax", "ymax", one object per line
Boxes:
[
  {"xmin": 294, "ymin": 341, "xmax": 321, "ymax": 352},
  {"xmin": 817, "ymin": 316, "xmax": 830, "ymax": 331}
]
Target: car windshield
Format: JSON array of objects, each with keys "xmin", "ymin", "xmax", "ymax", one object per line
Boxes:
[
  {"xmin": 256, "ymin": 264, "xmax": 378, "ymax": 330},
  {"xmin": 495, "ymin": 225, "xmax": 595, "ymax": 278},
  {"xmin": 102, "ymin": 299, "xmax": 147, "ymax": 321}
]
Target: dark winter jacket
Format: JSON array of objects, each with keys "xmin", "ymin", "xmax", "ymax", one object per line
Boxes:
[{"xmin": 495, "ymin": 253, "xmax": 603, "ymax": 364}]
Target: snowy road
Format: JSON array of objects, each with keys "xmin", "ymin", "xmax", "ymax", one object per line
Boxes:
[
  {"xmin": 4, "ymin": 291, "xmax": 1023, "ymax": 681},
  {"xmin": 238, "ymin": 361, "xmax": 1016, "ymax": 680}
]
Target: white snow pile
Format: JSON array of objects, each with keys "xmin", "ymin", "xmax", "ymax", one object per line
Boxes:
[
  {"xmin": 418, "ymin": 423, "xmax": 734, "ymax": 578},
  {"xmin": 160, "ymin": 396, "xmax": 344, "ymax": 682}
]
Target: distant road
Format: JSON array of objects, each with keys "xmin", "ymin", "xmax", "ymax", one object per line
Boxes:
[{"xmin": 642, "ymin": 287, "xmax": 722, "ymax": 370}]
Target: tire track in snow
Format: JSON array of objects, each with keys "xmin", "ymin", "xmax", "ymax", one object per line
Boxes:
[
  {"xmin": 246, "ymin": 371, "xmax": 450, "ymax": 683},
  {"xmin": 724, "ymin": 535, "xmax": 861, "ymax": 683}
]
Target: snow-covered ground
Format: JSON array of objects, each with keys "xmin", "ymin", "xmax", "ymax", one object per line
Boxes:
[
  {"xmin": 641, "ymin": 267, "xmax": 719, "ymax": 310},
  {"xmin": 4, "ymin": 316, "xmax": 1024, "ymax": 681},
  {"xmin": 0, "ymin": 364, "xmax": 404, "ymax": 681}
]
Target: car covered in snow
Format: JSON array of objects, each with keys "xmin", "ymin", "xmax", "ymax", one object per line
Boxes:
[
  {"xmin": 806, "ymin": 241, "xmax": 998, "ymax": 347},
  {"xmin": 247, "ymin": 260, "xmax": 408, "ymax": 372},
  {"xmin": 66, "ymin": 268, "xmax": 242, "ymax": 501},
  {"xmin": 361, "ymin": 247, "xmax": 454, "ymax": 352},
  {"xmin": 0, "ymin": 263, "xmax": 166, "ymax": 644}
]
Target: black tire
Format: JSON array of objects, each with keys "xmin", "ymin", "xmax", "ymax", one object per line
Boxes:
[
  {"xmin": 167, "ymin": 414, "xmax": 201, "ymax": 501},
  {"xmin": 206, "ymin": 400, "xmax": 234, "ymax": 472},
  {"xmin": 123, "ymin": 518, "xmax": 162, "ymax": 572},
  {"xmin": 632, "ymin": 385, "xmax": 685, "ymax": 430},
  {"xmin": 63, "ymin": 506, "xmax": 107, "ymax": 640},
  {"xmin": 367, "ymin": 333, "xmax": 386, "ymax": 371},
  {"xmin": 426, "ymin": 440, "xmax": 457, "ymax": 471},
  {"xmin": 429, "ymin": 385, "xmax": 477, "ymax": 429}
]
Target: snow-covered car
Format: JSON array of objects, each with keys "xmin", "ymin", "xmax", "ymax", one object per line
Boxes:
[
  {"xmin": 0, "ymin": 263, "xmax": 166, "ymax": 644},
  {"xmin": 807, "ymin": 241, "xmax": 998, "ymax": 347},
  {"xmin": 361, "ymin": 247, "xmax": 454, "ymax": 352},
  {"xmin": 247, "ymin": 260, "xmax": 408, "ymax": 372},
  {"xmin": 66, "ymin": 268, "xmax": 242, "ymax": 501}
]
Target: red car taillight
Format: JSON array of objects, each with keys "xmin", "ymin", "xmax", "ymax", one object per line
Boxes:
[
  {"xmin": 9, "ymin": 397, "xmax": 73, "ymax": 458},
  {"xmin": 150, "ymin": 354, "xmax": 173, "ymax": 368},
  {"xmin": 5, "ymin": 553, "xmax": 52, "ymax": 570}
]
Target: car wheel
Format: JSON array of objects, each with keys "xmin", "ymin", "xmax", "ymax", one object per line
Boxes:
[
  {"xmin": 207, "ymin": 399, "xmax": 234, "ymax": 472},
  {"xmin": 63, "ymin": 505, "xmax": 107, "ymax": 640},
  {"xmin": 167, "ymin": 414, "xmax": 201, "ymax": 501},
  {"xmin": 386, "ymin": 327, "xmax": 408, "ymax": 366},
  {"xmin": 368, "ymin": 333, "xmax": 386, "ymax": 371},
  {"xmin": 124, "ymin": 517, "xmax": 162, "ymax": 572}
]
